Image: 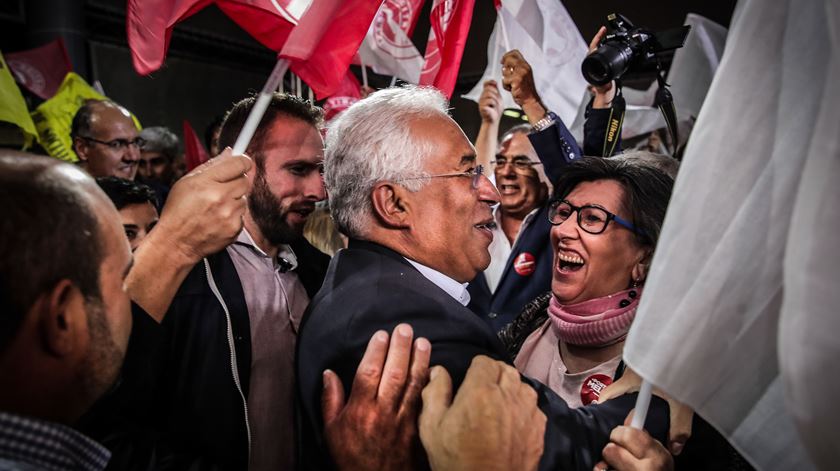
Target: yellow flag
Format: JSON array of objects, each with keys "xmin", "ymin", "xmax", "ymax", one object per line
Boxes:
[
  {"xmin": 30, "ymin": 72, "xmax": 108, "ymax": 162},
  {"xmin": 30, "ymin": 72, "xmax": 142, "ymax": 162},
  {"xmin": 0, "ymin": 51, "xmax": 38, "ymax": 149}
]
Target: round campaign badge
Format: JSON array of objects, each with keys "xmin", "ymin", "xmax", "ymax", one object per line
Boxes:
[
  {"xmin": 580, "ymin": 374, "xmax": 613, "ymax": 406},
  {"xmin": 513, "ymin": 252, "xmax": 536, "ymax": 276}
]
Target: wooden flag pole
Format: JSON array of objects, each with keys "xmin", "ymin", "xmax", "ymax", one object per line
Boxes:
[{"xmin": 233, "ymin": 58, "xmax": 289, "ymax": 155}]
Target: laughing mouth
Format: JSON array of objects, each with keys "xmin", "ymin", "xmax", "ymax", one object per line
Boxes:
[
  {"xmin": 557, "ymin": 252, "xmax": 585, "ymax": 272},
  {"xmin": 499, "ymin": 184, "xmax": 520, "ymax": 195}
]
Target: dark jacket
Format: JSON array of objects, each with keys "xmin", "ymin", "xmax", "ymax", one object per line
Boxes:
[
  {"xmin": 297, "ymin": 240, "xmax": 670, "ymax": 471},
  {"xmin": 81, "ymin": 238, "xmax": 329, "ymax": 470}
]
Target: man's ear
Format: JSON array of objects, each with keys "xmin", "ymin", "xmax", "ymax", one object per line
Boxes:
[
  {"xmin": 371, "ymin": 182, "xmax": 411, "ymax": 229},
  {"xmin": 38, "ymin": 280, "xmax": 88, "ymax": 357},
  {"xmin": 72, "ymin": 137, "xmax": 89, "ymax": 162}
]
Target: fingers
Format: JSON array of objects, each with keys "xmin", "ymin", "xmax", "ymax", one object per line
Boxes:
[
  {"xmin": 350, "ymin": 330, "xmax": 390, "ymax": 400},
  {"xmin": 597, "ymin": 368, "xmax": 641, "ymax": 404},
  {"xmin": 399, "ymin": 337, "xmax": 431, "ymax": 414},
  {"xmin": 609, "ymin": 425, "xmax": 657, "ymax": 460},
  {"xmin": 602, "ymin": 441, "xmax": 642, "ymax": 471},
  {"xmin": 377, "ymin": 324, "xmax": 414, "ymax": 408},
  {"xmin": 191, "ymin": 150, "xmax": 253, "ymax": 183},
  {"xmin": 462, "ymin": 355, "xmax": 503, "ymax": 390},
  {"xmin": 501, "ymin": 49, "xmax": 524, "ymax": 67},
  {"xmin": 419, "ymin": 365, "xmax": 453, "ymax": 434},
  {"xmin": 667, "ymin": 401, "xmax": 693, "ymax": 456},
  {"xmin": 589, "ymin": 26, "xmax": 607, "ymax": 53},
  {"xmin": 497, "ymin": 361, "xmax": 522, "ymax": 398},
  {"xmin": 321, "ymin": 369, "xmax": 345, "ymax": 425}
]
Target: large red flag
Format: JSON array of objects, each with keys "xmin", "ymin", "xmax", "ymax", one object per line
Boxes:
[
  {"xmin": 418, "ymin": 0, "xmax": 475, "ymax": 98},
  {"xmin": 279, "ymin": 0, "xmax": 383, "ymax": 99},
  {"xmin": 5, "ymin": 38, "xmax": 72, "ymax": 99},
  {"xmin": 323, "ymin": 71, "xmax": 362, "ymax": 122},
  {"xmin": 183, "ymin": 119, "xmax": 210, "ymax": 171},
  {"xmin": 127, "ymin": 0, "xmax": 306, "ymax": 75}
]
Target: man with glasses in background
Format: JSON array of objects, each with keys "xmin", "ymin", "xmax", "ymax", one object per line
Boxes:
[
  {"xmin": 71, "ymin": 99, "xmax": 144, "ymax": 180},
  {"xmin": 469, "ymin": 76, "xmax": 580, "ymax": 333}
]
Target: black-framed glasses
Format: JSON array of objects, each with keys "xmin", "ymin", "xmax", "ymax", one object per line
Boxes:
[
  {"xmin": 492, "ymin": 155, "xmax": 543, "ymax": 173},
  {"xmin": 548, "ymin": 199, "xmax": 640, "ymax": 235},
  {"xmin": 396, "ymin": 165, "xmax": 485, "ymax": 189},
  {"xmin": 81, "ymin": 136, "xmax": 146, "ymax": 151}
]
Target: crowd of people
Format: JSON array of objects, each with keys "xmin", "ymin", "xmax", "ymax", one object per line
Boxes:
[{"xmin": 1, "ymin": 41, "xmax": 751, "ymax": 471}]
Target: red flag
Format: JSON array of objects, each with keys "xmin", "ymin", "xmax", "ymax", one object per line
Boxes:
[
  {"xmin": 183, "ymin": 119, "xmax": 210, "ymax": 171},
  {"xmin": 279, "ymin": 0, "xmax": 383, "ymax": 99},
  {"xmin": 5, "ymin": 38, "xmax": 72, "ymax": 99},
  {"xmin": 323, "ymin": 71, "xmax": 362, "ymax": 121},
  {"xmin": 127, "ymin": 0, "xmax": 304, "ymax": 75},
  {"xmin": 418, "ymin": 0, "xmax": 476, "ymax": 98}
]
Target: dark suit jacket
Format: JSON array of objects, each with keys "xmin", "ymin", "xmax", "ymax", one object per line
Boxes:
[{"xmin": 296, "ymin": 239, "xmax": 668, "ymax": 471}]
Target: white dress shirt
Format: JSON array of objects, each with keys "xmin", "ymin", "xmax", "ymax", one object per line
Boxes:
[{"xmin": 405, "ymin": 258, "xmax": 471, "ymax": 306}]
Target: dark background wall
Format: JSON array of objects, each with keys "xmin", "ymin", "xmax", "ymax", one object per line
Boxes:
[{"xmin": 1, "ymin": 0, "xmax": 736, "ymax": 147}]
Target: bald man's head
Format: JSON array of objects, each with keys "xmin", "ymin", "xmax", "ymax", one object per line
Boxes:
[
  {"xmin": 0, "ymin": 152, "xmax": 105, "ymax": 350},
  {"xmin": 71, "ymin": 100, "xmax": 142, "ymax": 180}
]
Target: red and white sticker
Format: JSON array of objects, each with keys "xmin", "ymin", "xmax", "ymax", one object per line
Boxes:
[
  {"xmin": 513, "ymin": 252, "xmax": 536, "ymax": 276},
  {"xmin": 580, "ymin": 374, "xmax": 612, "ymax": 406}
]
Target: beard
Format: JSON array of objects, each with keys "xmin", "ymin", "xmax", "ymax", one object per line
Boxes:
[
  {"xmin": 79, "ymin": 297, "xmax": 124, "ymax": 407},
  {"xmin": 248, "ymin": 170, "xmax": 306, "ymax": 246}
]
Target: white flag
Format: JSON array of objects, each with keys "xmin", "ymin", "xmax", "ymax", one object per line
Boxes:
[
  {"xmin": 623, "ymin": 0, "xmax": 839, "ymax": 469},
  {"xmin": 463, "ymin": 0, "xmax": 588, "ymax": 126},
  {"xmin": 357, "ymin": 0, "xmax": 425, "ymax": 83}
]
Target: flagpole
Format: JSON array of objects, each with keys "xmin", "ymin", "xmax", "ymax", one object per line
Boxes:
[
  {"xmin": 389, "ymin": 76, "xmax": 397, "ymax": 87},
  {"xmin": 630, "ymin": 379, "xmax": 654, "ymax": 430},
  {"xmin": 233, "ymin": 58, "xmax": 290, "ymax": 155},
  {"xmin": 296, "ymin": 75, "xmax": 302, "ymax": 98},
  {"xmin": 360, "ymin": 57, "xmax": 369, "ymax": 88},
  {"xmin": 279, "ymin": 69, "xmax": 285, "ymax": 94},
  {"xmin": 497, "ymin": 8, "xmax": 511, "ymax": 51}
]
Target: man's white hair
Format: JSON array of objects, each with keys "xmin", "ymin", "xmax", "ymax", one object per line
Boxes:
[{"xmin": 325, "ymin": 85, "xmax": 449, "ymax": 239}]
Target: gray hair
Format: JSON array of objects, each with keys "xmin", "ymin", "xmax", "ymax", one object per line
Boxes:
[
  {"xmin": 139, "ymin": 126, "xmax": 181, "ymax": 161},
  {"xmin": 324, "ymin": 85, "xmax": 449, "ymax": 239}
]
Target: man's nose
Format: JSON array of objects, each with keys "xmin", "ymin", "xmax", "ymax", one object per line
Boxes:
[
  {"xmin": 124, "ymin": 142, "xmax": 141, "ymax": 162},
  {"xmin": 477, "ymin": 174, "xmax": 500, "ymax": 205},
  {"xmin": 306, "ymin": 173, "xmax": 327, "ymax": 201}
]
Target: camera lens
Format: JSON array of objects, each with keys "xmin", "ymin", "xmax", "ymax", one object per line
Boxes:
[{"xmin": 581, "ymin": 42, "xmax": 633, "ymax": 85}]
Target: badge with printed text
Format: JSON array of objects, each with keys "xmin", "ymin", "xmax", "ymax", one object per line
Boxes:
[
  {"xmin": 513, "ymin": 252, "xmax": 536, "ymax": 276},
  {"xmin": 580, "ymin": 374, "xmax": 613, "ymax": 406}
]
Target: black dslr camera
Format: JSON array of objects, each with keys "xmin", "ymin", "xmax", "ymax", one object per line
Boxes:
[{"xmin": 581, "ymin": 13, "xmax": 691, "ymax": 86}]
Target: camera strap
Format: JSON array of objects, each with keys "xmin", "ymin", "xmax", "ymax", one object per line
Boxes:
[
  {"xmin": 601, "ymin": 87, "xmax": 625, "ymax": 158},
  {"xmin": 653, "ymin": 71, "xmax": 680, "ymax": 155}
]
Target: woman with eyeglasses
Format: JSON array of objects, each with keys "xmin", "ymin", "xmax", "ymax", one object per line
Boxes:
[{"xmin": 499, "ymin": 156, "xmax": 674, "ymax": 407}]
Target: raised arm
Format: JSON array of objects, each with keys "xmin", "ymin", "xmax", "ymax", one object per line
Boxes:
[
  {"xmin": 474, "ymin": 80, "xmax": 504, "ymax": 170},
  {"xmin": 127, "ymin": 149, "xmax": 252, "ymax": 321}
]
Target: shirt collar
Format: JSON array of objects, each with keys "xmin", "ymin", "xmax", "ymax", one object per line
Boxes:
[
  {"xmin": 492, "ymin": 204, "xmax": 542, "ymax": 238},
  {"xmin": 0, "ymin": 412, "xmax": 110, "ymax": 471},
  {"xmin": 404, "ymin": 258, "xmax": 471, "ymax": 306},
  {"xmin": 234, "ymin": 228, "xmax": 299, "ymax": 272}
]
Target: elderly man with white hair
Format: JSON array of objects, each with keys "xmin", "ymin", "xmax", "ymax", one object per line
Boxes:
[{"xmin": 296, "ymin": 85, "xmax": 670, "ymax": 471}]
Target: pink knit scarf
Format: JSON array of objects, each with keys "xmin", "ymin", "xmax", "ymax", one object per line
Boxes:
[{"xmin": 547, "ymin": 287, "xmax": 643, "ymax": 347}]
